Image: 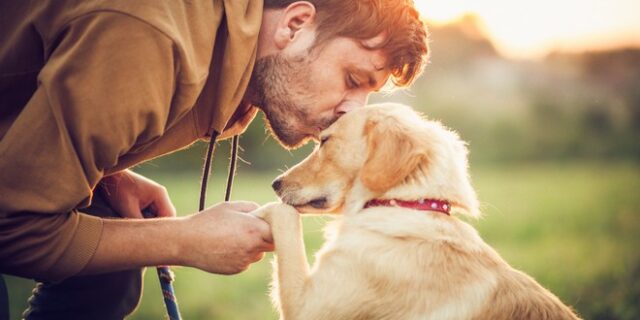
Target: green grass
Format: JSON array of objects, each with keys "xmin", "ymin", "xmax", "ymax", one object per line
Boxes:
[{"xmin": 5, "ymin": 162, "xmax": 639, "ymax": 319}]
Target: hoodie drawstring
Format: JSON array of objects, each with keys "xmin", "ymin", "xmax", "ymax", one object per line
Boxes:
[
  {"xmin": 159, "ymin": 133, "xmax": 240, "ymax": 320},
  {"xmin": 199, "ymin": 131, "xmax": 220, "ymax": 211},
  {"xmin": 199, "ymin": 132, "xmax": 239, "ymax": 209},
  {"xmin": 224, "ymin": 135, "xmax": 240, "ymax": 201}
]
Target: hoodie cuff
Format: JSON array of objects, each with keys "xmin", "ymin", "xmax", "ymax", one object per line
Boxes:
[{"xmin": 46, "ymin": 213, "xmax": 103, "ymax": 281}]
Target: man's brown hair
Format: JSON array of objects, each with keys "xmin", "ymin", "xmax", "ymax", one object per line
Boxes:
[{"xmin": 265, "ymin": 0, "xmax": 429, "ymax": 87}]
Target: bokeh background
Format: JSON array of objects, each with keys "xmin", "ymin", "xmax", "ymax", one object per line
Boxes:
[{"xmin": 5, "ymin": 0, "xmax": 640, "ymax": 319}]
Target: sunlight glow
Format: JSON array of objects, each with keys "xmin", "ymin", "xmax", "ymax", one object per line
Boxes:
[{"xmin": 415, "ymin": 0, "xmax": 640, "ymax": 59}]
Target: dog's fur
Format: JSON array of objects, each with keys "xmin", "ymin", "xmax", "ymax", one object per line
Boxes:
[{"xmin": 253, "ymin": 103, "xmax": 580, "ymax": 320}]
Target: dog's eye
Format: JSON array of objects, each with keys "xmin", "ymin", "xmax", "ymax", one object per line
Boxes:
[{"xmin": 320, "ymin": 136, "xmax": 331, "ymax": 146}]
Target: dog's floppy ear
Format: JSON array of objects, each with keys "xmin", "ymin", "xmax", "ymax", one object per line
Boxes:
[{"xmin": 360, "ymin": 116, "xmax": 425, "ymax": 194}]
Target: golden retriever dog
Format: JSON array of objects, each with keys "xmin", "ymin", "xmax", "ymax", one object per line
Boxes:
[{"xmin": 253, "ymin": 103, "xmax": 580, "ymax": 320}]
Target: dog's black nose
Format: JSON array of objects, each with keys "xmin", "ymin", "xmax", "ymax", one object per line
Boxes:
[{"xmin": 271, "ymin": 179, "xmax": 283, "ymax": 192}]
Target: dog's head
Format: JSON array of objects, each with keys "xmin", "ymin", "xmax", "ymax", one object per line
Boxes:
[{"xmin": 272, "ymin": 103, "xmax": 479, "ymax": 217}]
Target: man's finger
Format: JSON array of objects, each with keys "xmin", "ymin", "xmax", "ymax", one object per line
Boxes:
[
  {"xmin": 261, "ymin": 242, "xmax": 275, "ymax": 252},
  {"xmin": 226, "ymin": 201, "xmax": 260, "ymax": 213},
  {"xmin": 153, "ymin": 192, "xmax": 177, "ymax": 218},
  {"xmin": 251, "ymin": 252, "xmax": 266, "ymax": 263},
  {"xmin": 119, "ymin": 199, "xmax": 144, "ymax": 219},
  {"xmin": 255, "ymin": 218, "xmax": 274, "ymax": 243}
]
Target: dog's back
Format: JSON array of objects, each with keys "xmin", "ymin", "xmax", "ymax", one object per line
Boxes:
[
  {"xmin": 473, "ymin": 269, "xmax": 579, "ymax": 320},
  {"xmin": 327, "ymin": 207, "xmax": 580, "ymax": 320}
]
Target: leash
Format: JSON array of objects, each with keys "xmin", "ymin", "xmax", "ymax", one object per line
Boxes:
[
  {"xmin": 155, "ymin": 266, "xmax": 180, "ymax": 320},
  {"xmin": 149, "ymin": 133, "xmax": 240, "ymax": 320},
  {"xmin": 141, "ymin": 204, "xmax": 182, "ymax": 320}
]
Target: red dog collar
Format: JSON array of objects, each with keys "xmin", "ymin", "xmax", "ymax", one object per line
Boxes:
[{"xmin": 364, "ymin": 198, "xmax": 451, "ymax": 215}]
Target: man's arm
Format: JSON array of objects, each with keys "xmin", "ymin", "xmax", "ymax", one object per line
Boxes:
[
  {"xmin": 80, "ymin": 201, "xmax": 273, "ymax": 276},
  {"xmin": 0, "ymin": 12, "xmax": 175, "ymax": 281},
  {"xmin": 0, "ymin": 12, "xmax": 271, "ymax": 281}
]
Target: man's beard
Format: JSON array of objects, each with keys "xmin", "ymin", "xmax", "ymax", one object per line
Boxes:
[{"xmin": 249, "ymin": 54, "xmax": 337, "ymax": 149}]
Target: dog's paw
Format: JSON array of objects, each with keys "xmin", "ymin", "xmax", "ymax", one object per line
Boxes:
[
  {"xmin": 251, "ymin": 202, "xmax": 298, "ymax": 223},
  {"xmin": 251, "ymin": 202, "xmax": 299, "ymax": 223},
  {"xmin": 250, "ymin": 204, "xmax": 271, "ymax": 220}
]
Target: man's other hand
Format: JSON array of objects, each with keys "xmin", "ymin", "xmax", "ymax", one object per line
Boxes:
[
  {"xmin": 179, "ymin": 201, "xmax": 274, "ymax": 275},
  {"xmin": 99, "ymin": 170, "xmax": 177, "ymax": 219}
]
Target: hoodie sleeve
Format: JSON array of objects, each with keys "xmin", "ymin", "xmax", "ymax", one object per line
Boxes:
[{"xmin": 0, "ymin": 12, "xmax": 176, "ymax": 281}]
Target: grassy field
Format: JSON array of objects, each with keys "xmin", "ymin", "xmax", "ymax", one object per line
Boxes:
[{"xmin": 5, "ymin": 162, "xmax": 639, "ymax": 319}]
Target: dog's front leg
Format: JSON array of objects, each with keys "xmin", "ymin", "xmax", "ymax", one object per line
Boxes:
[{"xmin": 253, "ymin": 203, "xmax": 309, "ymax": 320}]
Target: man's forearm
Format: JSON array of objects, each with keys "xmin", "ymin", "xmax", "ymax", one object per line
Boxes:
[
  {"xmin": 77, "ymin": 202, "xmax": 273, "ymax": 277},
  {"xmin": 79, "ymin": 217, "xmax": 185, "ymax": 275}
]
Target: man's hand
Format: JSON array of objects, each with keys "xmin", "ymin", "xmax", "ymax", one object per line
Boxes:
[
  {"xmin": 180, "ymin": 201, "xmax": 274, "ymax": 274},
  {"xmin": 251, "ymin": 202, "xmax": 299, "ymax": 224},
  {"xmin": 99, "ymin": 170, "xmax": 176, "ymax": 218},
  {"xmin": 81, "ymin": 201, "xmax": 274, "ymax": 276}
]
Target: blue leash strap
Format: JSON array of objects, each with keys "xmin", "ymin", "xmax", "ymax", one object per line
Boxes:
[
  {"xmin": 157, "ymin": 266, "xmax": 181, "ymax": 320},
  {"xmin": 142, "ymin": 208, "xmax": 182, "ymax": 320}
]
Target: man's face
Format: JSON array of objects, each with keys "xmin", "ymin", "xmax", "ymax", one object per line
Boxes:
[{"xmin": 250, "ymin": 36, "xmax": 390, "ymax": 149}]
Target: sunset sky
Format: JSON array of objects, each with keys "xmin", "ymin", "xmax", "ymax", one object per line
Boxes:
[{"xmin": 415, "ymin": 0, "xmax": 640, "ymax": 59}]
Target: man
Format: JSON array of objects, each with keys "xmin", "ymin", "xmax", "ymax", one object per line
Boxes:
[{"xmin": 0, "ymin": 0, "xmax": 428, "ymax": 318}]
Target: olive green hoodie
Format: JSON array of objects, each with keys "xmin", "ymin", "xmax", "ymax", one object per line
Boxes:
[{"xmin": 0, "ymin": 0, "xmax": 262, "ymax": 281}]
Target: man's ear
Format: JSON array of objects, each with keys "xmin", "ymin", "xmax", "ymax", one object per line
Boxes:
[
  {"xmin": 360, "ymin": 117, "xmax": 426, "ymax": 194},
  {"xmin": 274, "ymin": 1, "xmax": 316, "ymax": 50}
]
